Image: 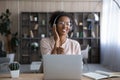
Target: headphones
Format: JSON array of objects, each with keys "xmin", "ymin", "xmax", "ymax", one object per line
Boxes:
[
  {"xmin": 53, "ymin": 15, "xmax": 73, "ymax": 32},
  {"xmin": 53, "ymin": 15, "xmax": 61, "ymax": 27}
]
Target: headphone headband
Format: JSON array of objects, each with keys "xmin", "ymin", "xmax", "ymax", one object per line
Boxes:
[{"xmin": 53, "ymin": 15, "xmax": 62, "ymax": 25}]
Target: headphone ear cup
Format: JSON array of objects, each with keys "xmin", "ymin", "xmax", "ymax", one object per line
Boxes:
[{"xmin": 53, "ymin": 24, "xmax": 56, "ymax": 27}]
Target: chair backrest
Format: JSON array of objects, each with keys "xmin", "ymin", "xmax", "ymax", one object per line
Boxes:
[
  {"xmin": 0, "ymin": 57, "xmax": 10, "ymax": 70},
  {"xmin": 81, "ymin": 45, "xmax": 91, "ymax": 59}
]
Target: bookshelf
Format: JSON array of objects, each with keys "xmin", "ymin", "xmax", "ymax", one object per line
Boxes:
[{"xmin": 19, "ymin": 12, "xmax": 100, "ymax": 64}]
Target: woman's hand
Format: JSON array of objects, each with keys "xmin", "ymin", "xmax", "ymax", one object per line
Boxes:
[
  {"xmin": 57, "ymin": 46, "xmax": 64, "ymax": 54},
  {"xmin": 52, "ymin": 25, "xmax": 60, "ymax": 47},
  {"xmin": 51, "ymin": 46, "xmax": 64, "ymax": 54},
  {"xmin": 52, "ymin": 25, "xmax": 65, "ymax": 54}
]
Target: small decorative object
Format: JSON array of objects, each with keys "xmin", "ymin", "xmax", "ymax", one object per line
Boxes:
[
  {"xmin": 88, "ymin": 23, "xmax": 92, "ymax": 30},
  {"xmin": 94, "ymin": 13, "xmax": 99, "ymax": 21},
  {"xmin": 30, "ymin": 42, "xmax": 39, "ymax": 51},
  {"xmin": 76, "ymin": 32, "xmax": 79, "ymax": 38},
  {"xmin": 41, "ymin": 34, "xmax": 45, "ymax": 38},
  {"xmin": 83, "ymin": 26, "xmax": 87, "ymax": 30},
  {"xmin": 79, "ymin": 22, "xmax": 83, "ymax": 26},
  {"xmin": 42, "ymin": 20, "xmax": 45, "ymax": 25},
  {"xmin": 87, "ymin": 13, "xmax": 99, "ymax": 22},
  {"xmin": 30, "ymin": 15, "xmax": 33, "ymax": 21},
  {"xmin": 80, "ymin": 32, "xmax": 83, "ymax": 37},
  {"xmin": 34, "ymin": 16, "xmax": 38, "ymax": 22},
  {"xmin": 23, "ymin": 33, "xmax": 27, "ymax": 38},
  {"xmin": 9, "ymin": 62, "xmax": 20, "ymax": 78}
]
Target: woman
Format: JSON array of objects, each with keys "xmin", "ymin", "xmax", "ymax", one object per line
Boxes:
[{"xmin": 40, "ymin": 11, "xmax": 81, "ymax": 55}]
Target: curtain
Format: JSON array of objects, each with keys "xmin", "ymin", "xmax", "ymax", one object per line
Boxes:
[{"xmin": 101, "ymin": 0, "xmax": 120, "ymax": 71}]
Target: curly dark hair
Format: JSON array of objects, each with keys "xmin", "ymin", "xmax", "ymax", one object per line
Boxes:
[{"xmin": 49, "ymin": 11, "xmax": 76, "ymax": 32}]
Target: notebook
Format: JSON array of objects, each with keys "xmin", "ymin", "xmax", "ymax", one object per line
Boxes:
[
  {"xmin": 43, "ymin": 55, "xmax": 83, "ymax": 80},
  {"xmin": 83, "ymin": 72, "xmax": 108, "ymax": 80},
  {"xmin": 83, "ymin": 70, "xmax": 120, "ymax": 80}
]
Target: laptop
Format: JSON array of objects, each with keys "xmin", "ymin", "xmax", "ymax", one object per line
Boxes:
[{"xmin": 43, "ymin": 55, "xmax": 83, "ymax": 80}]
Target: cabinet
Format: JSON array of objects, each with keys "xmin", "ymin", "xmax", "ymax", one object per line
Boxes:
[
  {"xmin": 72, "ymin": 12, "xmax": 100, "ymax": 63},
  {"xmin": 20, "ymin": 12, "xmax": 100, "ymax": 64}
]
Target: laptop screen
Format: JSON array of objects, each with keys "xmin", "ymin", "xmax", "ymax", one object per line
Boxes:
[{"xmin": 43, "ymin": 55, "xmax": 83, "ymax": 80}]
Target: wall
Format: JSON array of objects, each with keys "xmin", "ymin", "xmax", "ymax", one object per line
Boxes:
[{"xmin": 0, "ymin": 0, "xmax": 102, "ymax": 33}]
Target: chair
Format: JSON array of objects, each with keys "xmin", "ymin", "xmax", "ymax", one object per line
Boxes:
[
  {"xmin": 0, "ymin": 57, "xmax": 10, "ymax": 70},
  {"xmin": 0, "ymin": 45, "xmax": 10, "ymax": 70},
  {"xmin": 81, "ymin": 45, "xmax": 91, "ymax": 70},
  {"xmin": 0, "ymin": 54, "xmax": 15, "ymax": 70}
]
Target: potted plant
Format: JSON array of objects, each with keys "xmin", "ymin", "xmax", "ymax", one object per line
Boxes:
[
  {"xmin": 8, "ymin": 62, "xmax": 20, "ymax": 78},
  {"xmin": 0, "ymin": 9, "xmax": 19, "ymax": 63},
  {"xmin": 7, "ymin": 32, "xmax": 19, "ymax": 63},
  {"xmin": 0, "ymin": 9, "xmax": 11, "ymax": 51}
]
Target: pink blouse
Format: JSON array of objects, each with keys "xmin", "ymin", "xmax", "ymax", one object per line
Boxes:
[{"xmin": 40, "ymin": 36, "xmax": 81, "ymax": 55}]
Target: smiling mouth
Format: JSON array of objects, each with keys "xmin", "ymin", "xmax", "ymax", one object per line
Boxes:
[{"xmin": 62, "ymin": 29, "xmax": 67, "ymax": 32}]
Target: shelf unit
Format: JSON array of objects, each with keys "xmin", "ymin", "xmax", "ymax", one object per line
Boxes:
[{"xmin": 20, "ymin": 12, "xmax": 100, "ymax": 64}]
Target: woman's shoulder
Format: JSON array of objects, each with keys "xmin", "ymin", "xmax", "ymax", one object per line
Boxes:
[
  {"xmin": 41, "ymin": 36, "xmax": 54, "ymax": 42},
  {"xmin": 41, "ymin": 37, "xmax": 49, "ymax": 41},
  {"xmin": 67, "ymin": 38, "xmax": 79, "ymax": 44}
]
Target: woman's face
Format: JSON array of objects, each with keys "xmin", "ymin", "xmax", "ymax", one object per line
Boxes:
[{"xmin": 56, "ymin": 16, "xmax": 71, "ymax": 36}]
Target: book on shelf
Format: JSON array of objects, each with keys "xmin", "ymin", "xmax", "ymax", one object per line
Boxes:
[
  {"xmin": 83, "ymin": 31, "xmax": 87, "ymax": 38},
  {"xmin": 34, "ymin": 24, "xmax": 39, "ymax": 30},
  {"xmin": 70, "ymin": 32, "xmax": 74, "ymax": 38},
  {"xmin": 74, "ymin": 19, "xmax": 78, "ymax": 25},
  {"xmin": 30, "ymin": 30, "xmax": 34, "ymax": 38},
  {"xmin": 92, "ymin": 31, "xmax": 95, "ymax": 38},
  {"xmin": 83, "ymin": 70, "xmax": 120, "ymax": 80}
]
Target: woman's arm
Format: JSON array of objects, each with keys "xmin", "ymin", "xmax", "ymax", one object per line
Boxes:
[
  {"xmin": 75, "ymin": 42, "xmax": 81, "ymax": 55},
  {"xmin": 40, "ymin": 38, "xmax": 51, "ymax": 55}
]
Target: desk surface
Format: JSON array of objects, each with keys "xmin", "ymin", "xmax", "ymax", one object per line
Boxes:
[{"xmin": 0, "ymin": 73, "xmax": 120, "ymax": 80}]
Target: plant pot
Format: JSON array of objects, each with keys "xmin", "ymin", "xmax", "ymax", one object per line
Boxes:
[{"xmin": 10, "ymin": 70, "xmax": 20, "ymax": 78}]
